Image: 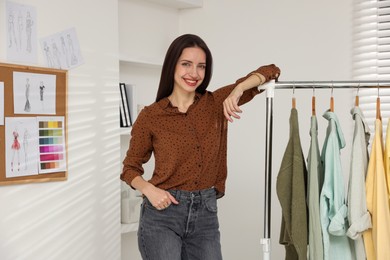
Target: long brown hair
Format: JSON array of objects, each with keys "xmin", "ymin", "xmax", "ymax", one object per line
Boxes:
[{"xmin": 155, "ymin": 34, "xmax": 213, "ymax": 102}]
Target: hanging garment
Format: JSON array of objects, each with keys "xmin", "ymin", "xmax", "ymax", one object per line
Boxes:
[
  {"xmin": 346, "ymin": 106, "xmax": 371, "ymax": 260},
  {"xmin": 277, "ymin": 108, "xmax": 308, "ymax": 260},
  {"xmin": 363, "ymin": 118, "xmax": 390, "ymax": 260},
  {"xmin": 384, "ymin": 119, "xmax": 390, "ymax": 208},
  {"xmin": 307, "ymin": 115, "xmax": 324, "ymax": 260},
  {"xmin": 320, "ymin": 110, "xmax": 353, "ymax": 260}
]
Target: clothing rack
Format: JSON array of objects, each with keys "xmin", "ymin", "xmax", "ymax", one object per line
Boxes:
[{"xmin": 259, "ymin": 80, "xmax": 390, "ymax": 260}]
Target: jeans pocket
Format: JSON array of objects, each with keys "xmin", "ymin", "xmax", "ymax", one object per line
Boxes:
[{"xmin": 204, "ymin": 197, "xmax": 218, "ymax": 213}]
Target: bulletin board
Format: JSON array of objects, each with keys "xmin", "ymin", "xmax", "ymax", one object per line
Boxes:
[{"xmin": 0, "ymin": 62, "xmax": 68, "ymax": 185}]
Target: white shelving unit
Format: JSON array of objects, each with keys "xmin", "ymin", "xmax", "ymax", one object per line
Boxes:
[
  {"xmin": 119, "ymin": 56, "xmax": 163, "ymax": 69},
  {"xmin": 119, "ymin": 0, "xmax": 203, "ymax": 257},
  {"xmin": 145, "ymin": 0, "xmax": 202, "ymax": 9},
  {"xmin": 121, "ymin": 222, "xmax": 139, "ymax": 234}
]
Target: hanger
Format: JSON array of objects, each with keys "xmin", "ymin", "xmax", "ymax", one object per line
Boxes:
[
  {"xmin": 376, "ymin": 84, "xmax": 381, "ymax": 120},
  {"xmin": 292, "ymin": 83, "xmax": 296, "ymax": 109},
  {"xmin": 330, "ymin": 82, "xmax": 334, "ymax": 112},
  {"xmin": 355, "ymin": 83, "xmax": 360, "ymax": 107},
  {"xmin": 312, "ymin": 83, "xmax": 316, "ymax": 116}
]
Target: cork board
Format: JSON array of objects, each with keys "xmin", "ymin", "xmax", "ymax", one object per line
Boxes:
[{"xmin": 0, "ymin": 63, "xmax": 68, "ymax": 185}]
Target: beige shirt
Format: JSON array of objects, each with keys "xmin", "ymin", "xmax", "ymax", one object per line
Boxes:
[{"xmin": 364, "ymin": 119, "xmax": 390, "ymax": 260}]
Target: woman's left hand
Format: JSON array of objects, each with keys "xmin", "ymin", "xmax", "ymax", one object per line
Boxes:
[{"xmin": 223, "ymin": 86, "xmax": 243, "ymax": 122}]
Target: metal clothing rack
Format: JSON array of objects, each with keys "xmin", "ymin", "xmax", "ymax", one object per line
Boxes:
[{"xmin": 259, "ymin": 80, "xmax": 390, "ymax": 260}]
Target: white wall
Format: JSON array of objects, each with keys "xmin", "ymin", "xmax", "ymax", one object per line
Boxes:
[
  {"xmin": 179, "ymin": 1, "xmax": 353, "ymax": 259},
  {"xmin": 0, "ymin": 0, "xmax": 121, "ymax": 260},
  {"xmin": 0, "ymin": 0, "xmax": 353, "ymax": 259}
]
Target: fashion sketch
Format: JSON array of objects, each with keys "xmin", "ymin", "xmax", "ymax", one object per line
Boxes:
[
  {"xmin": 52, "ymin": 41, "xmax": 62, "ymax": 69},
  {"xmin": 5, "ymin": 117, "xmax": 39, "ymax": 178},
  {"xmin": 23, "ymin": 128, "xmax": 30, "ymax": 170},
  {"xmin": 6, "ymin": 2, "xmax": 37, "ymax": 64},
  {"xmin": 10, "ymin": 126, "xmax": 21, "ymax": 172},
  {"xmin": 39, "ymin": 81, "xmax": 45, "ymax": 101},
  {"xmin": 25, "ymin": 11, "xmax": 33, "ymax": 53},
  {"xmin": 8, "ymin": 11, "xmax": 17, "ymax": 49},
  {"xmin": 39, "ymin": 81, "xmax": 45, "ymax": 111},
  {"xmin": 13, "ymin": 71, "xmax": 56, "ymax": 114},
  {"xmin": 67, "ymin": 34, "xmax": 78, "ymax": 65},
  {"xmin": 24, "ymin": 78, "xmax": 31, "ymax": 112},
  {"xmin": 40, "ymin": 27, "xmax": 83, "ymax": 69},
  {"xmin": 17, "ymin": 11, "xmax": 23, "ymax": 51},
  {"xmin": 43, "ymin": 41, "xmax": 54, "ymax": 67},
  {"xmin": 61, "ymin": 36, "xmax": 70, "ymax": 68}
]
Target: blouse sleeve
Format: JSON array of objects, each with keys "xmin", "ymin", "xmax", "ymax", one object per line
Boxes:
[
  {"xmin": 212, "ymin": 68, "xmax": 264, "ymax": 105},
  {"xmin": 120, "ymin": 108, "xmax": 153, "ymax": 188}
]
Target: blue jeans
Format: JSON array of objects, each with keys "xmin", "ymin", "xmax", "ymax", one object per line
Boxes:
[{"xmin": 137, "ymin": 187, "xmax": 222, "ymax": 260}]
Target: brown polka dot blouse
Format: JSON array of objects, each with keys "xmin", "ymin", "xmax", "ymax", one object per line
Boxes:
[{"xmin": 120, "ymin": 69, "xmax": 263, "ymax": 198}]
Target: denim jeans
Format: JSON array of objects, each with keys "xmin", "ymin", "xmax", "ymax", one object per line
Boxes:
[{"xmin": 137, "ymin": 187, "xmax": 222, "ymax": 260}]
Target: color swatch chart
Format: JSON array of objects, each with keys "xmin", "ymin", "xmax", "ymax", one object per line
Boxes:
[{"xmin": 38, "ymin": 117, "xmax": 66, "ymax": 174}]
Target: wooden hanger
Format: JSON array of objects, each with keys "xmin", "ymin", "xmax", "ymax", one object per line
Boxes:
[
  {"xmin": 292, "ymin": 84, "xmax": 296, "ymax": 108},
  {"xmin": 355, "ymin": 84, "xmax": 360, "ymax": 107},
  {"xmin": 376, "ymin": 85, "xmax": 381, "ymax": 120},
  {"xmin": 330, "ymin": 83, "xmax": 334, "ymax": 112},
  {"xmin": 312, "ymin": 85, "xmax": 316, "ymax": 116}
]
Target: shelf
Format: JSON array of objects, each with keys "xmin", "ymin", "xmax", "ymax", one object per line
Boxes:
[
  {"xmin": 119, "ymin": 55, "xmax": 163, "ymax": 69},
  {"xmin": 120, "ymin": 127, "xmax": 132, "ymax": 136},
  {"xmin": 145, "ymin": 0, "xmax": 202, "ymax": 9},
  {"xmin": 121, "ymin": 222, "xmax": 138, "ymax": 234}
]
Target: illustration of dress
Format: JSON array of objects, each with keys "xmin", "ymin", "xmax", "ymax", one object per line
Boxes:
[
  {"xmin": 11, "ymin": 131, "xmax": 21, "ymax": 150},
  {"xmin": 11, "ymin": 130, "xmax": 21, "ymax": 172},
  {"xmin": 24, "ymin": 78, "xmax": 31, "ymax": 112}
]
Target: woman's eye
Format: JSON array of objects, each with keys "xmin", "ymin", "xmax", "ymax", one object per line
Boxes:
[
  {"xmin": 198, "ymin": 65, "xmax": 206, "ymax": 69},
  {"xmin": 181, "ymin": 62, "xmax": 190, "ymax": 67}
]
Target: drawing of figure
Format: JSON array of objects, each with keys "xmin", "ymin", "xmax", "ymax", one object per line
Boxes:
[
  {"xmin": 67, "ymin": 34, "xmax": 78, "ymax": 65},
  {"xmin": 24, "ymin": 78, "xmax": 31, "ymax": 112},
  {"xmin": 8, "ymin": 11, "xmax": 17, "ymax": 48},
  {"xmin": 52, "ymin": 41, "xmax": 62, "ymax": 69},
  {"xmin": 17, "ymin": 11, "xmax": 23, "ymax": 51},
  {"xmin": 43, "ymin": 41, "xmax": 54, "ymax": 67},
  {"xmin": 39, "ymin": 81, "xmax": 45, "ymax": 111},
  {"xmin": 39, "ymin": 81, "xmax": 45, "ymax": 101},
  {"xmin": 61, "ymin": 36, "xmax": 69, "ymax": 68},
  {"xmin": 11, "ymin": 126, "xmax": 21, "ymax": 172},
  {"xmin": 26, "ymin": 11, "xmax": 33, "ymax": 53},
  {"xmin": 23, "ymin": 128, "xmax": 29, "ymax": 170}
]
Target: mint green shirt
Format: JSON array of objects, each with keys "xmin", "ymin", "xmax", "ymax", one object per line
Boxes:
[{"xmin": 320, "ymin": 111, "xmax": 353, "ymax": 260}]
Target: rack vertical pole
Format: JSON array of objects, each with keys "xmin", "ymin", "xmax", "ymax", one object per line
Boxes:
[{"xmin": 260, "ymin": 81, "xmax": 275, "ymax": 260}]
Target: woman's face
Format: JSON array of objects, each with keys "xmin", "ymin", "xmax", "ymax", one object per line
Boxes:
[{"xmin": 173, "ymin": 46, "xmax": 206, "ymax": 95}]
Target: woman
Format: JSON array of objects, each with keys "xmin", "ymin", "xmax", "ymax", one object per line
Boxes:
[{"xmin": 120, "ymin": 34, "xmax": 280, "ymax": 260}]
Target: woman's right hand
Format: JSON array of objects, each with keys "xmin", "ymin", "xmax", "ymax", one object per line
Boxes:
[
  {"xmin": 131, "ymin": 176, "xmax": 179, "ymax": 210},
  {"xmin": 143, "ymin": 184, "xmax": 179, "ymax": 210}
]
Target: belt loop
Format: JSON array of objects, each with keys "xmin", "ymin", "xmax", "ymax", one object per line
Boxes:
[{"xmin": 176, "ymin": 190, "xmax": 181, "ymax": 200}]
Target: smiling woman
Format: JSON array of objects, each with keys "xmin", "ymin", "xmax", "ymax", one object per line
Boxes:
[{"xmin": 120, "ymin": 33, "xmax": 280, "ymax": 260}]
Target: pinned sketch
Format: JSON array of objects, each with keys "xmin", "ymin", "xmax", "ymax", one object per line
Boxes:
[
  {"xmin": 5, "ymin": 117, "xmax": 39, "ymax": 178},
  {"xmin": 40, "ymin": 27, "xmax": 83, "ymax": 70},
  {"xmin": 6, "ymin": 1, "xmax": 37, "ymax": 64},
  {"xmin": 37, "ymin": 116, "xmax": 67, "ymax": 174},
  {"xmin": 13, "ymin": 71, "xmax": 56, "ymax": 114},
  {"xmin": 0, "ymin": 82, "xmax": 4, "ymax": 125}
]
